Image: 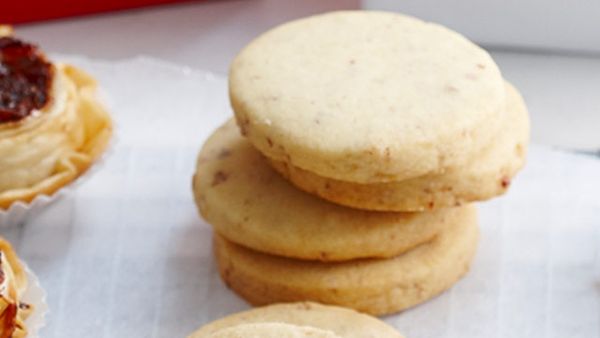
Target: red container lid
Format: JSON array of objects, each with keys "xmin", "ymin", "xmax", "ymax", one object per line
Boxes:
[{"xmin": 2, "ymin": 0, "xmax": 199, "ymax": 24}]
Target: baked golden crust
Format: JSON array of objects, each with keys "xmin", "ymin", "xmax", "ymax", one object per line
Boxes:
[
  {"xmin": 0, "ymin": 237, "xmax": 30, "ymax": 338},
  {"xmin": 0, "ymin": 63, "xmax": 113, "ymax": 209}
]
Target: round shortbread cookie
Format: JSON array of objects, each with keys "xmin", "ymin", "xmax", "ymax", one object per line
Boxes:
[
  {"xmin": 213, "ymin": 206, "xmax": 479, "ymax": 316},
  {"xmin": 269, "ymin": 82, "xmax": 529, "ymax": 211},
  {"xmin": 189, "ymin": 302, "xmax": 404, "ymax": 338},
  {"xmin": 193, "ymin": 120, "xmax": 469, "ymax": 261},
  {"xmin": 207, "ymin": 323, "xmax": 339, "ymax": 338},
  {"xmin": 230, "ymin": 10, "xmax": 505, "ymax": 184}
]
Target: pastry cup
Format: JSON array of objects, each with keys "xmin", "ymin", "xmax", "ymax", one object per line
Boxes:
[{"xmin": 0, "ymin": 64, "xmax": 113, "ymax": 227}]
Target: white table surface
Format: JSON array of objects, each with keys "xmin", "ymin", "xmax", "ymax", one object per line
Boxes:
[
  {"xmin": 2, "ymin": 56, "xmax": 599, "ymax": 338},
  {"xmin": 15, "ymin": 0, "xmax": 600, "ymax": 152}
]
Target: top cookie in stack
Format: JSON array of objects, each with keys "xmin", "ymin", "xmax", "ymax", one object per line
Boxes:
[{"xmin": 229, "ymin": 11, "xmax": 528, "ymax": 212}]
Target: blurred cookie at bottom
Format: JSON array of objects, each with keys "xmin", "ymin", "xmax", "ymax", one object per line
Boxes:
[{"xmin": 189, "ymin": 302, "xmax": 404, "ymax": 338}]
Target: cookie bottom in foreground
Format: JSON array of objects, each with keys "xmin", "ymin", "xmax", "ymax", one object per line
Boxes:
[{"xmin": 189, "ymin": 302, "xmax": 403, "ymax": 338}]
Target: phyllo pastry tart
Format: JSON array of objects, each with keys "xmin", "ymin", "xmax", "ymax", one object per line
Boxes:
[
  {"xmin": 0, "ymin": 237, "xmax": 32, "ymax": 338},
  {"xmin": 0, "ymin": 27, "xmax": 113, "ymax": 210}
]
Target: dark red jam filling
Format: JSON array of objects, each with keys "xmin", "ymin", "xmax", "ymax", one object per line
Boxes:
[{"xmin": 0, "ymin": 37, "xmax": 53, "ymax": 123}]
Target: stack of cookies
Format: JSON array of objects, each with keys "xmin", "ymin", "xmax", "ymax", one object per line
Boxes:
[{"xmin": 193, "ymin": 11, "xmax": 529, "ymax": 316}]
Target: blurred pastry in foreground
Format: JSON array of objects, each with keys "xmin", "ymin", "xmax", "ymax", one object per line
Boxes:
[
  {"xmin": 0, "ymin": 25, "xmax": 13, "ymax": 36},
  {"xmin": 0, "ymin": 237, "xmax": 32, "ymax": 338},
  {"xmin": 0, "ymin": 27, "xmax": 113, "ymax": 210},
  {"xmin": 189, "ymin": 302, "xmax": 404, "ymax": 338}
]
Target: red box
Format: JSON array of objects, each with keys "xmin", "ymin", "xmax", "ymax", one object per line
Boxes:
[{"xmin": 1, "ymin": 0, "xmax": 200, "ymax": 24}]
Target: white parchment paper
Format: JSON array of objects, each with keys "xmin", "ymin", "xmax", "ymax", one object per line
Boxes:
[{"xmin": 0, "ymin": 57, "xmax": 597, "ymax": 338}]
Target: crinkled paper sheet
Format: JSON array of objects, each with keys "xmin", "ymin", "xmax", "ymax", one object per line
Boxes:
[{"xmin": 1, "ymin": 56, "xmax": 598, "ymax": 338}]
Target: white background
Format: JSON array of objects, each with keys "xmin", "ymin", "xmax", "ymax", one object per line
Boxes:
[{"xmin": 364, "ymin": 0, "xmax": 600, "ymax": 54}]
